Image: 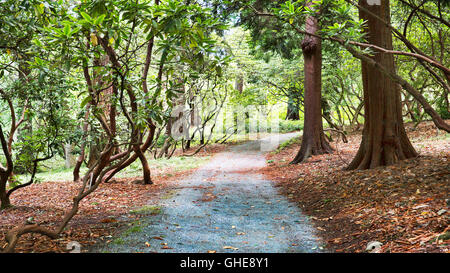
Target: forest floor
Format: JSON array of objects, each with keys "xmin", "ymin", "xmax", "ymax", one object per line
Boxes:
[
  {"xmin": 262, "ymin": 121, "xmax": 449, "ymax": 253},
  {"xmin": 0, "ymin": 144, "xmax": 227, "ymax": 253},
  {"xmin": 1, "ymin": 122, "xmax": 448, "ymax": 253},
  {"xmin": 91, "ymin": 132, "xmax": 325, "ymax": 253}
]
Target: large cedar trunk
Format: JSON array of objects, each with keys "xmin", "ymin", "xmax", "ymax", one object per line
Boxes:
[
  {"xmin": 291, "ymin": 2, "xmax": 332, "ymax": 164},
  {"xmin": 347, "ymin": 0, "xmax": 417, "ymax": 170}
]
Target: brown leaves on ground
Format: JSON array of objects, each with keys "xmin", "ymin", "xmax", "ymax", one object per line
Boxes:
[
  {"xmin": 0, "ymin": 171, "xmax": 190, "ymax": 253},
  {"xmin": 262, "ymin": 121, "xmax": 449, "ymax": 253},
  {"xmin": 0, "ymin": 142, "xmax": 229, "ymax": 253}
]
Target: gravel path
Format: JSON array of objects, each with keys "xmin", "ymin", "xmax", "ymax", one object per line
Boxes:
[{"xmin": 93, "ymin": 132, "xmax": 323, "ymax": 253}]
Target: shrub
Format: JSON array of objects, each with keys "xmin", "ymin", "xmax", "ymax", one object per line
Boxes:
[{"xmin": 278, "ymin": 120, "xmax": 304, "ymax": 133}]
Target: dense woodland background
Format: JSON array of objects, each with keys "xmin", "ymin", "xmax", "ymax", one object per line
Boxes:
[{"xmin": 0, "ymin": 0, "xmax": 448, "ymax": 253}]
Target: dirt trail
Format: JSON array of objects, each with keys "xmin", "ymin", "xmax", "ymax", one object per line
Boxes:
[{"xmin": 93, "ymin": 133, "xmax": 324, "ymax": 253}]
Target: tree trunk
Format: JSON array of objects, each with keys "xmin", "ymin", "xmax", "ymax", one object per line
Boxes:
[
  {"xmin": 64, "ymin": 143, "xmax": 76, "ymax": 169},
  {"xmin": 87, "ymin": 136, "xmax": 102, "ymax": 168},
  {"xmin": 0, "ymin": 124, "xmax": 13, "ymax": 209},
  {"xmin": 73, "ymin": 104, "xmax": 90, "ymax": 182},
  {"xmin": 286, "ymin": 97, "xmax": 300, "ymax": 120},
  {"xmin": 291, "ymin": 2, "xmax": 332, "ymax": 164},
  {"xmin": 134, "ymin": 143, "xmax": 152, "ymax": 184},
  {"xmin": 200, "ymin": 128, "xmax": 205, "ymax": 145},
  {"xmin": 86, "ymin": 55, "xmax": 113, "ymax": 169},
  {"xmin": 347, "ymin": 0, "xmax": 417, "ymax": 170},
  {"xmin": 0, "ymin": 175, "xmax": 11, "ymax": 209},
  {"xmin": 235, "ymin": 73, "xmax": 244, "ymax": 93}
]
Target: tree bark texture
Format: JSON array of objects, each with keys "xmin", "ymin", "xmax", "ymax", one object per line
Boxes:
[
  {"xmin": 291, "ymin": 1, "xmax": 333, "ymax": 164},
  {"xmin": 347, "ymin": 0, "xmax": 418, "ymax": 170}
]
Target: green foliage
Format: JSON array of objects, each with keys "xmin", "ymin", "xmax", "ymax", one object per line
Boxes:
[
  {"xmin": 0, "ymin": 0, "xmax": 79, "ymax": 177},
  {"xmin": 279, "ymin": 120, "xmax": 304, "ymax": 133},
  {"xmin": 1, "ymin": 0, "xmax": 448, "ymax": 191},
  {"xmin": 272, "ymin": 136, "xmax": 301, "ymax": 154},
  {"xmin": 436, "ymin": 97, "xmax": 450, "ymax": 120},
  {"xmin": 130, "ymin": 205, "xmax": 162, "ymax": 215}
]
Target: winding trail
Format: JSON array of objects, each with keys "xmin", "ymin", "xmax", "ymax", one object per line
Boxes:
[{"xmin": 93, "ymin": 133, "xmax": 323, "ymax": 253}]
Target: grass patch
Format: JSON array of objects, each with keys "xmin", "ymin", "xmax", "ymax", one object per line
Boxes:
[
  {"xmin": 279, "ymin": 120, "xmax": 304, "ymax": 133},
  {"xmin": 14, "ymin": 165, "xmax": 88, "ymax": 184},
  {"xmin": 114, "ymin": 155, "xmax": 210, "ymax": 179},
  {"xmin": 160, "ymin": 190, "xmax": 178, "ymax": 200},
  {"xmin": 122, "ymin": 225, "xmax": 144, "ymax": 236},
  {"xmin": 14, "ymin": 154, "xmax": 210, "ymax": 184},
  {"xmin": 129, "ymin": 205, "xmax": 162, "ymax": 215},
  {"xmin": 111, "ymin": 238, "xmax": 126, "ymax": 245},
  {"xmin": 417, "ymin": 132, "xmax": 450, "ymax": 142},
  {"xmin": 272, "ymin": 137, "xmax": 301, "ymax": 154},
  {"xmin": 108, "ymin": 219, "xmax": 150, "ymax": 247}
]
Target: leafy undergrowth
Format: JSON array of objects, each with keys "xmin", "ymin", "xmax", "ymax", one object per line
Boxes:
[
  {"xmin": 262, "ymin": 121, "xmax": 449, "ymax": 253},
  {"xmin": 0, "ymin": 145, "xmax": 226, "ymax": 253}
]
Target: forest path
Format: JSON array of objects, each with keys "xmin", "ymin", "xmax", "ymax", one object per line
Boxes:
[{"xmin": 93, "ymin": 132, "xmax": 323, "ymax": 253}]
